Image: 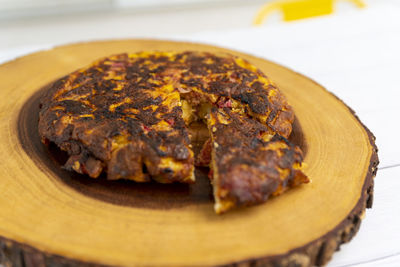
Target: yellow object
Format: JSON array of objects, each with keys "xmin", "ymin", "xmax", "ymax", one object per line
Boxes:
[{"xmin": 253, "ymin": 0, "xmax": 366, "ymax": 25}]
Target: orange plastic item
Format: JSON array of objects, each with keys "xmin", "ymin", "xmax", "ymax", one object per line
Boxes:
[{"xmin": 253, "ymin": 0, "xmax": 366, "ymax": 25}]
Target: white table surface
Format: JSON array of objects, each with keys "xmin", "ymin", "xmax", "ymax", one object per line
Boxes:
[{"xmin": 1, "ymin": 1, "xmax": 399, "ymax": 266}]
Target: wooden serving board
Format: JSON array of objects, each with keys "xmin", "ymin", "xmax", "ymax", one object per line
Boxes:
[{"xmin": 0, "ymin": 40, "xmax": 378, "ymax": 267}]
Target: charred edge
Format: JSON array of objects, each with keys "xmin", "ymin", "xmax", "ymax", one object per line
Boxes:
[{"xmin": 0, "ymin": 236, "xmax": 109, "ymax": 267}]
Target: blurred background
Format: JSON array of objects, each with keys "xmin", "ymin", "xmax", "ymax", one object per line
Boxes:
[
  {"xmin": 0, "ymin": 0, "xmax": 398, "ymax": 58},
  {"xmin": 1, "ymin": 1, "xmax": 400, "ymax": 267}
]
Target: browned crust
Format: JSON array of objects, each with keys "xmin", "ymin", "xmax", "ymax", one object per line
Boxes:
[
  {"xmin": 209, "ymin": 107, "xmax": 308, "ymax": 213},
  {"xmin": 38, "ymin": 53, "xmax": 195, "ymax": 183},
  {"xmin": 38, "ymin": 51, "xmax": 294, "ymax": 183}
]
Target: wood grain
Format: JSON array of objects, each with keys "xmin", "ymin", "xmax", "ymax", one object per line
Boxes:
[{"xmin": 0, "ymin": 40, "xmax": 378, "ymax": 267}]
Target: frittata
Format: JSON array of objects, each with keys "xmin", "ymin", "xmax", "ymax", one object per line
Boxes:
[{"xmin": 39, "ymin": 51, "xmax": 308, "ymax": 212}]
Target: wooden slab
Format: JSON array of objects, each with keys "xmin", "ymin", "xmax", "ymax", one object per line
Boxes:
[{"xmin": 0, "ymin": 40, "xmax": 378, "ymax": 267}]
